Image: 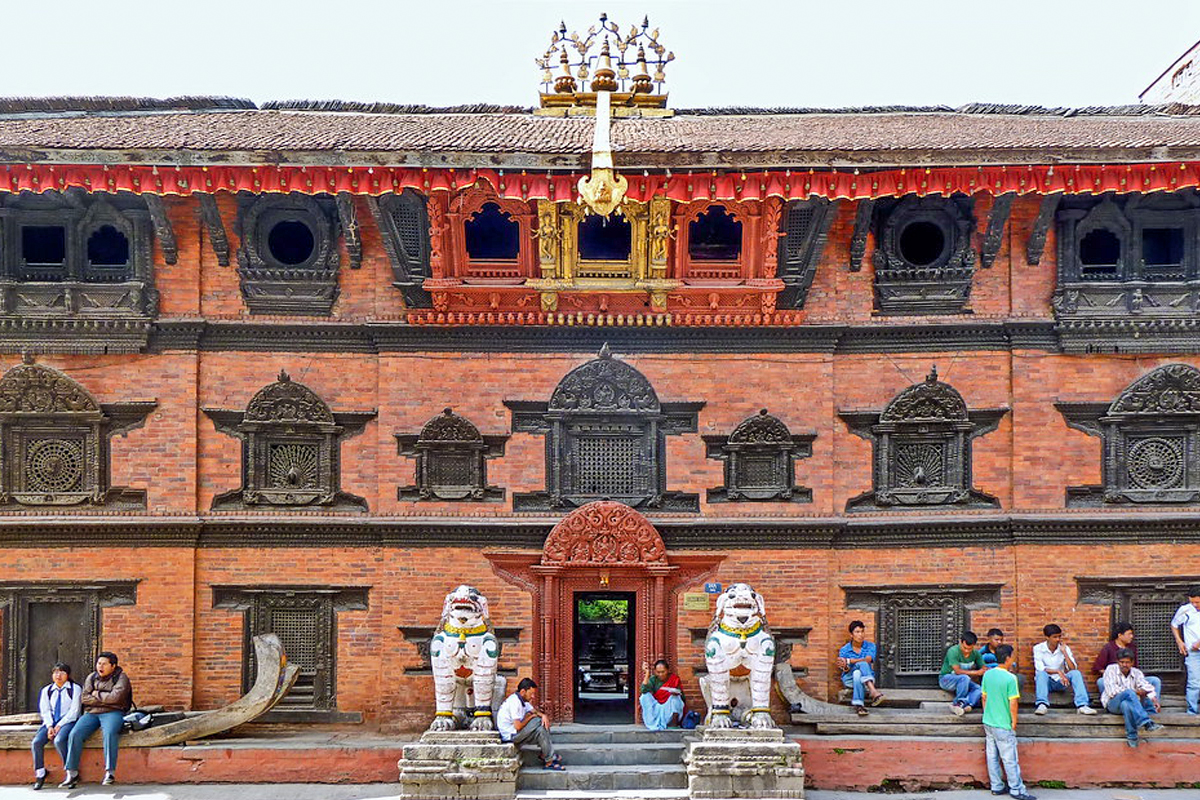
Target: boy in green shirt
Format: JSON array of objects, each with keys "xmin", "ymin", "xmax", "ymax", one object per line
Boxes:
[
  {"xmin": 981, "ymin": 645, "xmax": 1036, "ymax": 800},
  {"xmin": 939, "ymin": 631, "xmax": 986, "ymax": 715}
]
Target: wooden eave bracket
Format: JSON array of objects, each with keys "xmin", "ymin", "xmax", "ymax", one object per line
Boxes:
[
  {"xmin": 980, "ymin": 192, "xmax": 1015, "ymax": 268},
  {"xmin": 337, "ymin": 193, "xmax": 362, "ymax": 269},
  {"xmin": 1026, "ymin": 194, "xmax": 1062, "ymax": 266},
  {"xmin": 143, "ymin": 194, "xmax": 177, "ymax": 265},
  {"xmin": 848, "ymin": 199, "xmax": 875, "ymax": 271},
  {"xmin": 197, "ymin": 193, "xmax": 230, "ymax": 267}
]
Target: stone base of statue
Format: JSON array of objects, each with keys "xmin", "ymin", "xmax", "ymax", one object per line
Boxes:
[
  {"xmin": 684, "ymin": 727, "xmax": 805, "ymax": 799},
  {"xmin": 398, "ymin": 730, "xmax": 519, "ymax": 800}
]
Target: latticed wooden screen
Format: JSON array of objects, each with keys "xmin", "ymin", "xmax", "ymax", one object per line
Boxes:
[
  {"xmin": 247, "ymin": 594, "xmax": 335, "ymax": 710},
  {"xmin": 1125, "ymin": 596, "xmax": 1184, "ymax": 677},
  {"xmin": 894, "ymin": 607, "xmax": 946, "ymax": 676},
  {"xmin": 575, "ymin": 436, "xmax": 641, "ymax": 495}
]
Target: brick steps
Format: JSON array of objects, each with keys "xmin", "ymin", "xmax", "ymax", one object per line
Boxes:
[{"xmin": 516, "ymin": 725, "xmax": 688, "ymax": 793}]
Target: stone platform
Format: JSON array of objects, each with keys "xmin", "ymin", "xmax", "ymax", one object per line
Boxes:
[
  {"xmin": 398, "ymin": 730, "xmax": 519, "ymax": 800},
  {"xmin": 684, "ymin": 728, "xmax": 804, "ymax": 799}
]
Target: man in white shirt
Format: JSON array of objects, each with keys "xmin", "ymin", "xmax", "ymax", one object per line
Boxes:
[
  {"xmin": 30, "ymin": 661, "xmax": 82, "ymax": 790},
  {"xmin": 496, "ymin": 678, "xmax": 561, "ymax": 770},
  {"xmin": 1032, "ymin": 624, "xmax": 1096, "ymax": 715},
  {"xmin": 1101, "ymin": 649, "xmax": 1163, "ymax": 748},
  {"xmin": 1170, "ymin": 587, "xmax": 1200, "ymax": 715}
]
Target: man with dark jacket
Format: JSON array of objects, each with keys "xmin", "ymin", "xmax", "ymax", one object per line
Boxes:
[{"xmin": 61, "ymin": 651, "xmax": 132, "ymax": 788}]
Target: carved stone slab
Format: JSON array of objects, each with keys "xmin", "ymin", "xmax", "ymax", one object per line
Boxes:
[
  {"xmin": 398, "ymin": 729, "xmax": 518, "ymax": 800},
  {"xmin": 685, "ymin": 727, "xmax": 804, "ymax": 799}
]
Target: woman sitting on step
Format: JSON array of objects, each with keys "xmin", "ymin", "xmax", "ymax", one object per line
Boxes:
[{"xmin": 639, "ymin": 659, "xmax": 685, "ymax": 730}]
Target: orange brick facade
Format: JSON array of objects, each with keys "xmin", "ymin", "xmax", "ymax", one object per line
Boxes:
[{"xmin": 2, "ymin": 192, "xmax": 1198, "ymax": 732}]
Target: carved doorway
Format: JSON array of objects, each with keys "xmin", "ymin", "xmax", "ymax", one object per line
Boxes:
[
  {"xmin": 574, "ymin": 591, "xmax": 635, "ymax": 724},
  {"xmin": 486, "ymin": 501, "xmax": 723, "ymax": 722}
]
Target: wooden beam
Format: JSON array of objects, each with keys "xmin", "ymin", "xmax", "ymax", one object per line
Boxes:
[
  {"xmin": 197, "ymin": 193, "xmax": 230, "ymax": 267},
  {"xmin": 980, "ymin": 192, "xmax": 1015, "ymax": 268},
  {"xmin": 337, "ymin": 193, "xmax": 362, "ymax": 269},
  {"xmin": 143, "ymin": 194, "xmax": 177, "ymax": 265},
  {"xmin": 848, "ymin": 199, "xmax": 874, "ymax": 271},
  {"xmin": 1026, "ymin": 194, "xmax": 1061, "ymax": 266}
]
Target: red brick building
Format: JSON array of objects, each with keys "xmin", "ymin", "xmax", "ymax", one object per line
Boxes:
[{"xmin": 4, "ymin": 26, "xmax": 1200, "ymax": 736}]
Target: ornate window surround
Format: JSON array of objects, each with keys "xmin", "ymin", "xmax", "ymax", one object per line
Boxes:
[
  {"xmin": 703, "ymin": 409, "xmax": 815, "ymax": 503},
  {"xmin": 366, "ymin": 188, "xmax": 432, "ymax": 308},
  {"xmin": 212, "ymin": 584, "xmax": 367, "ymax": 721},
  {"xmin": 445, "ymin": 185, "xmax": 536, "ymax": 282},
  {"xmin": 1058, "ymin": 363, "xmax": 1200, "ymax": 506},
  {"xmin": 776, "ymin": 197, "xmax": 838, "ymax": 309},
  {"xmin": 505, "ymin": 346, "xmax": 702, "ymax": 513},
  {"xmin": 235, "ymin": 192, "xmax": 343, "ymax": 316},
  {"xmin": 844, "ymin": 583, "xmax": 1001, "ymax": 688},
  {"xmin": 871, "ymin": 194, "xmax": 977, "ymax": 315},
  {"xmin": 673, "ymin": 200, "xmax": 762, "ymax": 283},
  {"xmin": 0, "ymin": 357, "xmax": 155, "ymax": 510},
  {"xmin": 203, "ymin": 370, "xmax": 375, "ymax": 512},
  {"xmin": 395, "ymin": 407, "xmax": 507, "ymax": 502},
  {"xmin": 840, "ymin": 368, "xmax": 1007, "ymax": 512}
]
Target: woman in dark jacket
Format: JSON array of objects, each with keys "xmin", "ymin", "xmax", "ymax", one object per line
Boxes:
[{"xmin": 61, "ymin": 651, "xmax": 131, "ymax": 788}]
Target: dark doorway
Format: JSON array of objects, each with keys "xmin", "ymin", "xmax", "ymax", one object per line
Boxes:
[
  {"xmin": 24, "ymin": 601, "xmax": 92, "ymax": 711},
  {"xmin": 573, "ymin": 592, "xmax": 634, "ymax": 724}
]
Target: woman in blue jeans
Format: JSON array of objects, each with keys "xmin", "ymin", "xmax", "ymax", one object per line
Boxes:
[
  {"xmin": 62, "ymin": 651, "xmax": 133, "ymax": 788},
  {"xmin": 838, "ymin": 620, "xmax": 884, "ymax": 716}
]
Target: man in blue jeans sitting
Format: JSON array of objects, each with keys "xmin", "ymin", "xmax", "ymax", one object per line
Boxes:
[
  {"xmin": 1100, "ymin": 648, "xmax": 1164, "ymax": 748},
  {"xmin": 1032, "ymin": 624, "xmax": 1096, "ymax": 715},
  {"xmin": 838, "ymin": 620, "xmax": 884, "ymax": 716},
  {"xmin": 1170, "ymin": 587, "xmax": 1200, "ymax": 716},
  {"xmin": 940, "ymin": 631, "xmax": 986, "ymax": 716},
  {"xmin": 61, "ymin": 651, "xmax": 132, "ymax": 788}
]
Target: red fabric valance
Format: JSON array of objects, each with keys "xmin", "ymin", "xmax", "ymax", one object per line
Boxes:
[{"xmin": 4, "ymin": 162, "xmax": 1200, "ymax": 201}]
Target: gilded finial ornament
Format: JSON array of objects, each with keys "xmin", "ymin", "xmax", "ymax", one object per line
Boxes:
[{"xmin": 536, "ymin": 12, "xmax": 674, "ymax": 110}]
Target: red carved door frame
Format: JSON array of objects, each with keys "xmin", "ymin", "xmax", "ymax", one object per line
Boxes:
[{"xmin": 485, "ymin": 501, "xmax": 723, "ymax": 721}]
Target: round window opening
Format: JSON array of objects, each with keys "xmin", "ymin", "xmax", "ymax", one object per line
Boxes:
[
  {"xmin": 898, "ymin": 220, "xmax": 947, "ymax": 267},
  {"xmin": 266, "ymin": 219, "xmax": 316, "ymax": 266}
]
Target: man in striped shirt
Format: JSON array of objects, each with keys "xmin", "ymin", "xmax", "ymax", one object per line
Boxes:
[{"xmin": 1100, "ymin": 649, "xmax": 1163, "ymax": 748}]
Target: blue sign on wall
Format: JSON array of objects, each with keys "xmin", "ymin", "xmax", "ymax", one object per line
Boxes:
[{"xmin": 704, "ymin": 582, "xmax": 722, "ymax": 594}]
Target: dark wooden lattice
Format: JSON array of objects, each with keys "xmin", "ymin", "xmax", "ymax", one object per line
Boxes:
[
  {"xmin": 396, "ymin": 408, "xmax": 506, "ymax": 502},
  {"xmin": 704, "ymin": 409, "xmax": 815, "ymax": 503},
  {"xmin": 894, "ymin": 607, "xmax": 945, "ymax": 676},
  {"xmin": 777, "ymin": 199, "xmax": 836, "ymax": 308},
  {"xmin": 1128, "ymin": 599, "xmax": 1180, "ymax": 675}
]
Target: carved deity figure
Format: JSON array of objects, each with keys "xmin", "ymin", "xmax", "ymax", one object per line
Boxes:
[
  {"xmin": 703, "ymin": 582, "xmax": 776, "ymax": 728},
  {"xmin": 429, "ymin": 585, "xmax": 501, "ymax": 731}
]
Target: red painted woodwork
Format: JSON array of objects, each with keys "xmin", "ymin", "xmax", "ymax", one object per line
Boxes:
[
  {"xmin": 485, "ymin": 501, "xmax": 723, "ymax": 721},
  {"xmin": 445, "ymin": 184, "xmax": 536, "ymax": 282},
  {"xmin": 674, "ymin": 199, "xmax": 765, "ymax": 283}
]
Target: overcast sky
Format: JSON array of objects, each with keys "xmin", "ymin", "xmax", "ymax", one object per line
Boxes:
[{"xmin": 7, "ymin": 0, "xmax": 1199, "ymax": 108}]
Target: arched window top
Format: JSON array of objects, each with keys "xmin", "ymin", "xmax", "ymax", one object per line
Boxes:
[
  {"xmin": 879, "ymin": 368, "xmax": 969, "ymax": 423},
  {"xmin": 728, "ymin": 409, "xmax": 792, "ymax": 445},
  {"xmin": 418, "ymin": 407, "xmax": 484, "ymax": 444},
  {"xmin": 688, "ymin": 204, "xmax": 742, "ymax": 261},
  {"xmin": 464, "ymin": 202, "xmax": 520, "ymax": 261},
  {"xmin": 245, "ymin": 369, "xmax": 334, "ymax": 425},
  {"xmin": 1109, "ymin": 363, "xmax": 1200, "ymax": 415},
  {"xmin": 548, "ymin": 346, "xmax": 659, "ymax": 413},
  {"xmin": 0, "ymin": 358, "xmax": 98, "ymax": 414}
]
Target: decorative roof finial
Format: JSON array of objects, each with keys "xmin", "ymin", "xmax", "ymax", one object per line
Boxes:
[
  {"xmin": 927, "ymin": 365, "xmax": 938, "ymax": 383},
  {"xmin": 630, "ymin": 46, "xmax": 653, "ymax": 94},
  {"xmin": 599, "ymin": 342, "xmax": 612, "ymax": 360},
  {"xmin": 278, "ymin": 369, "xmax": 291, "ymax": 383},
  {"xmin": 555, "ymin": 48, "xmax": 577, "ymax": 94},
  {"xmin": 537, "ymin": 13, "xmax": 673, "ymax": 110},
  {"xmin": 591, "ymin": 38, "xmax": 618, "ymax": 92},
  {"xmin": 20, "ymin": 351, "xmax": 34, "ymax": 365}
]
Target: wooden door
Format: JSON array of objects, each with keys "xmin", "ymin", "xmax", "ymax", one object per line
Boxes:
[{"xmin": 24, "ymin": 601, "xmax": 92, "ymax": 711}]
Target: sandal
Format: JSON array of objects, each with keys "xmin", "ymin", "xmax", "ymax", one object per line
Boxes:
[
  {"xmin": 856, "ymin": 706, "xmax": 869, "ymax": 716},
  {"xmin": 870, "ymin": 693, "xmax": 885, "ymax": 707},
  {"xmin": 543, "ymin": 760, "xmax": 565, "ymax": 771}
]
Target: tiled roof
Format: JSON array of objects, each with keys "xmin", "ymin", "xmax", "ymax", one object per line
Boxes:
[{"xmin": 3, "ymin": 99, "xmax": 1200, "ymax": 166}]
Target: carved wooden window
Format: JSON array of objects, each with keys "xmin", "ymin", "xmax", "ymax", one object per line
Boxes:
[
  {"xmin": 213, "ymin": 586, "xmax": 368, "ymax": 715},
  {"xmin": 841, "ymin": 368, "xmax": 1006, "ymax": 512},
  {"xmin": 506, "ymin": 346, "xmax": 701, "ymax": 512},
  {"xmin": 576, "ymin": 211, "xmax": 634, "ymax": 278},
  {"xmin": 203, "ymin": 370, "xmax": 375, "ymax": 512},
  {"xmin": 704, "ymin": 409, "xmax": 815, "ymax": 503},
  {"xmin": 1077, "ymin": 577, "xmax": 1195, "ymax": 689},
  {"xmin": 396, "ymin": 408, "xmax": 507, "ymax": 502},
  {"xmin": 447, "ymin": 188, "xmax": 535, "ymax": 281},
  {"xmin": 845, "ymin": 584, "xmax": 1000, "ymax": 688},
  {"xmin": 871, "ymin": 195, "xmax": 976, "ymax": 314},
  {"xmin": 1058, "ymin": 363, "xmax": 1200, "ymax": 506},
  {"xmin": 0, "ymin": 358, "xmax": 153, "ymax": 510},
  {"xmin": 366, "ymin": 189, "xmax": 432, "ymax": 307},
  {"xmin": 0, "ymin": 191, "xmax": 161, "ymax": 352},
  {"xmin": 235, "ymin": 193, "xmax": 342, "ymax": 315},
  {"xmin": 777, "ymin": 198, "xmax": 836, "ymax": 308},
  {"xmin": 0, "ymin": 581, "xmax": 137, "ymax": 714}
]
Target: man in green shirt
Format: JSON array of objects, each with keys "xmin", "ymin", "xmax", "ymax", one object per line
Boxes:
[
  {"xmin": 981, "ymin": 645, "xmax": 1036, "ymax": 800},
  {"xmin": 939, "ymin": 631, "xmax": 986, "ymax": 715}
]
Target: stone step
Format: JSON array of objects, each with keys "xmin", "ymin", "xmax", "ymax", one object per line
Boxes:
[
  {"xmin": 813, "ymin": 721, "xmax": 1187, "ymax": 738},
  {"xmin": 517, "ymin": 764, "xmax": 688, "ymax": 792},
  {"xmin": 547, "ymin": 725, "xmax": 691, "ymax": 744},
  {"xmin": 837, "ymin": 687, "xmax": 1187, "ymax": 710},
  {"xmin": 520, "ymin": 741, "xmax": 684, "ymax": 767},
  {"xmin": 517, "ymin": 791, "xmax": 689, "ymax": 800}
]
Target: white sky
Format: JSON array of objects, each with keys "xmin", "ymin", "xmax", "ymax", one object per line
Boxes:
[{"xmin": 6, "ymin": 0, "xmax": 1199, "ymax": 108}]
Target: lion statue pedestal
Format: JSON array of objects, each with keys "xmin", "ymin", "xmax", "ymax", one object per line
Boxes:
[
  {"xmin": 685, "ymin": 583, "xmax": 804, "ymax": 799},
  {"xmin": 399, "ymin": 586, "xmax": 518, "ymax": 800}
]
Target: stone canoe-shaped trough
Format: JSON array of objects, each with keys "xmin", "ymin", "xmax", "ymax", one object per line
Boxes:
[{"xmin": 0, "ymin": 634, "xmax": 299, "ymax": 748}]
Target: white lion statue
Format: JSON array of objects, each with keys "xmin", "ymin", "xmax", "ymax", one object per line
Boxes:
[
  {"xmin": 703, "ymin": 582, "xmax": 776, "ymax": 729},
  {"xmin": 429, "ymin": 585, "xmax": 503, "ymax": 731}
]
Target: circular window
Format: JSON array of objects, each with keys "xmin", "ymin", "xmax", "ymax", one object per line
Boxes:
[
  {"xmin": 897, "ymin": 220, "xmax": 947, "ymax": 267},
  {"xmin": 266, "ymin": 219, "xmax": 316, "ymax": 266}
]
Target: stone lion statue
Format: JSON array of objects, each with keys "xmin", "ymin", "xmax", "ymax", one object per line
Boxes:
[
  {"xmin": 429, "ymin": 585, "xmax": 502, "ymax": 731},
  {"xmin": 703, "ymin": 582, "xmax": 776, "ymax": 729}
]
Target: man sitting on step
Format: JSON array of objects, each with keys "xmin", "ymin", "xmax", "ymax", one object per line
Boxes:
[
  {"xmin": 497, "ymin": 678, "xmax": 562, "ymax": 771},
  {"xmin": 980, "ymin": 628, "xmax": 1024, "ymax": 689},
  {"xmin": 1032, "ymin": 624, "xmax": 1096, "ymax": 715},
  {"xmin": 940, "ymin": 631, "xmax": 987, "ymax": 716},
  {"xmin": 1100, "ymin": 648, "xmax": 1163, "ymax": 748},
  {"xmin": 1093, "ymin": 622, "xmax": 1162, "ymax": 700}
]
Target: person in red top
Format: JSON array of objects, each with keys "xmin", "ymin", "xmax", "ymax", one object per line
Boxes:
[
  {"xmin": 1092, "ymin": 623, "xmax": 1162, "ymax": 699},
  {"xmin": 639, "ymin": 659, "xmax": 684, "ymax": 730}
]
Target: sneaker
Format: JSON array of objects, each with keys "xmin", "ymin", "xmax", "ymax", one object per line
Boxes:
[
  {"xmin": 1034, "ymin": 703, "xmax": 1048, "ymax": 715},
  {"xmin": 32, "ymin": 776, "xmax": 44, "ymax": 791},
  {"xmin": 1127, "ymin": 738, "xmax": 1139, "ymax": 748},
  {"xmin": 990, "ymin": 788, "xmax": 1009, "ymax": 796},
  {"xmin": 1077, "ymin": 705, "xmax": 1097, "ymax": 715},
  {"xmin": 58, "ymin": 772, "xmax": 78, "ymax": 789},
  {"xmin": 1143, "ymin": 721, "xmax": 1165, "ymax": 733},
  {"xmin": 950, "ymin": 703, "xmax": 965, "ymax": 717},
  {"xmin": 1011, "ymin": 794, "xmax": 1038, "ymax": 800},
  {"xmin": 102, "ymin": 772, "xmax": 116, "ymax": 786}
]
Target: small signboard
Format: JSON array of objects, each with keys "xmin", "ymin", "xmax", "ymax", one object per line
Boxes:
[
  {"xmin": 703, "ymin": 582, "xmax": 723, "ymax": 594},
  {"xmin": 683, "ymin": 592, "xmax": 710, "ymax": 611}
]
